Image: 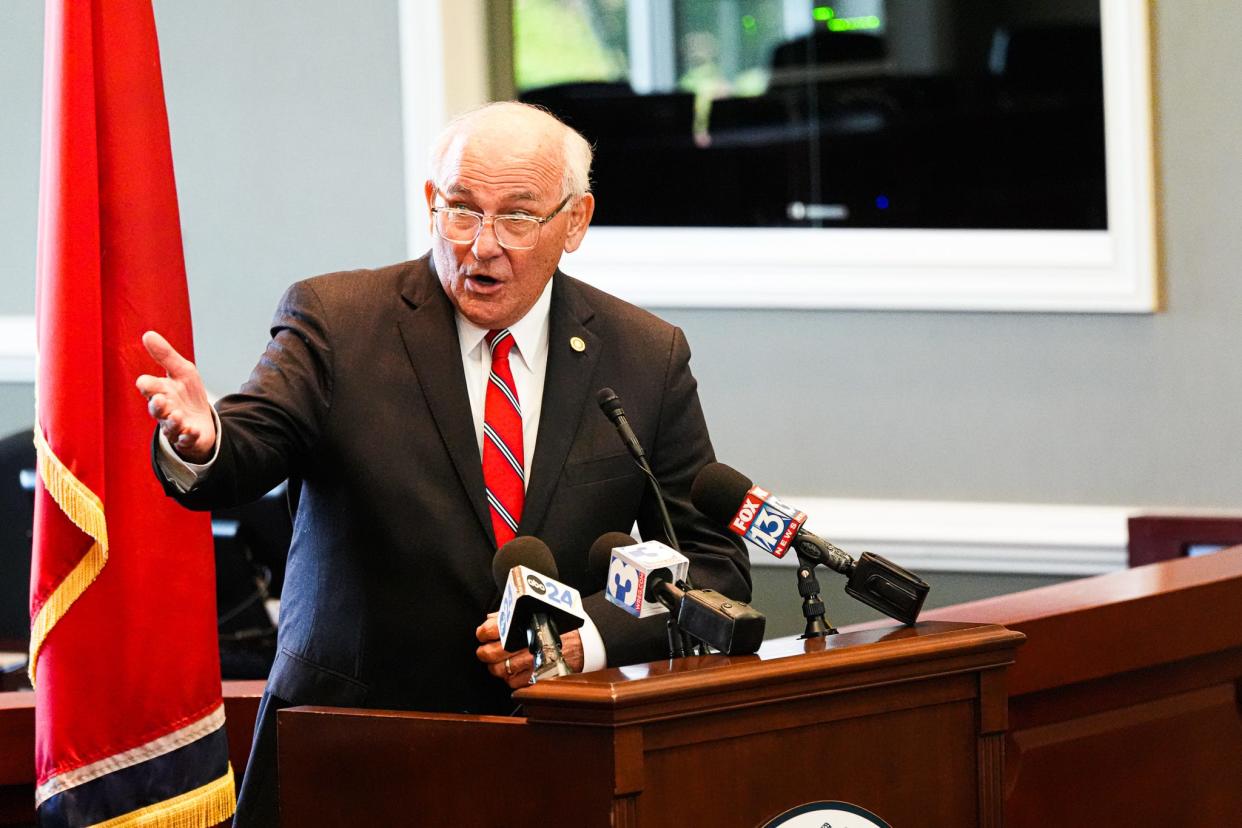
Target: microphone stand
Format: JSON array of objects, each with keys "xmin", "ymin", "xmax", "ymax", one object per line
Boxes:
[
  {"xmin": 528, "ymin": 615, "xmax": 573, "ymax": 682},
  {"xmin": 666, "ymin": 615, "xmax": 686, "ymax": 658},
  {"xmin": 639, "ymin": 463, "xmax": 680, "ymax": 552},
  {"xmin": 796, "ymin": 552, "xmax": 837, "ymax": 639}
]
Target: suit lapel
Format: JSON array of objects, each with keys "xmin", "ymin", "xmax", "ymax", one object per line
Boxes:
[
  {"xmin": 519, "ymin": 274, "xmax": 600, "ymax": 538},
  {"xmin": 396, "ymin": 258, "xmax": 494, "ymax": 546}
]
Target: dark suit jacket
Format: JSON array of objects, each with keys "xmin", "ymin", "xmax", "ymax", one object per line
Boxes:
[{"xmin": 163, "ymin": 254, "xmax": 750, "ymax": 716}]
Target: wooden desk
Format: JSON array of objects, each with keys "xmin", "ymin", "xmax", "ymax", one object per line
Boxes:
[
  {"xmin": 921, "ymin": 546, "xmax": 1242, "ymax": 826},
  {"xmin": 0, "ymin": 681, "xmax": 264, "ymax": 826}
]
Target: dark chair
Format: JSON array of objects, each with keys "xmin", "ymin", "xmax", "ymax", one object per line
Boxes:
[
  {"xmin": 0, "ymin": 425, "xmax": 291, "ymax": 681},
  {"xmin": 212, "ymin": 480, "xmax": 291, "ymax": 679},
  {"xmin": 0, "ymin": 430, "xmax": 35, "ymax": 651},
  {"xmin": 992, "ymin": 24, "xmax": 1103, "ymax": 102},
  {"xmin": 1128, "ymin": 514, "xmax": 1242, "ymax": 567},
  {"xmin": 0, "ymin": 429, "xmax": 35, "ymax": 690},
  {"xmin": 520, "ymin": 81, "xmax": 698, "ymax": 225},
  {"xmin": 770, "ymin": 30, "xmax": 886, "ymax": 70}
]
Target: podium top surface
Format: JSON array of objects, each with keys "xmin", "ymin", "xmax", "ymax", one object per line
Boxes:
[{"xmin": 513, "ymin": 620, "xmax": 1022, "ymax": 725}]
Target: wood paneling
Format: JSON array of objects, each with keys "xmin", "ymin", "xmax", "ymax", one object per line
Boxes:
[
  {"xmin": 924, "ymin": 546, "xmax": 1242, "ymax": 826},
  {"xmin": 277, "ymin": 622, "xmax": 1021, "ymax": 827}
]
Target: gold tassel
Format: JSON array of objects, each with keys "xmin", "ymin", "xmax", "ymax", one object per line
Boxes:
[
  {"xmin": 28, "ymin": 422, "xmax": 111, "ymax": 686},
  {"xmin": 90, "ymin": 766, "xmax": 236, "ymax": 828}
]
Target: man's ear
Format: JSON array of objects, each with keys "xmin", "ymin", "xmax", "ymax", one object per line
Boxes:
[
  {"xmin": 424, "ymin": 180, "xmax": 436, "ymax": 233},
  {"xmin": 563, "ymin": 193, "xmax": 596, "ymax": 254}
]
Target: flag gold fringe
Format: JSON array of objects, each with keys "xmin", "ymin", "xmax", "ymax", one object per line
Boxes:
[
  {"xmin": 90, "ymin": 766, "xmax": 236, "ymax": 828},
  {"xmin": 28, "ymin": 422, "xmax": 111, "ymax": 686}
]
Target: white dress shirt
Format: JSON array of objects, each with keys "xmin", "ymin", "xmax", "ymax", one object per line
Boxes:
[{"xmin": 157, "ymin": 277, "xmax": 607, "ymax": 672}]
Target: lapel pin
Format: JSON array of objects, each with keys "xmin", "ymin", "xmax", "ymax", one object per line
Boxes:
[{"xmin": 569, "ymin": 336, "xmax": 586, "ymax": 353}]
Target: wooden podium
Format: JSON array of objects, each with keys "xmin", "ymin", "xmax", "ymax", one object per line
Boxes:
[
  {"xmin": 277, "ymin": 621, "xmax": 1023, "ymax": 828},
  {"xmin": 6, "ymin": 550, "xmax": 1241, "ymax": 825}
]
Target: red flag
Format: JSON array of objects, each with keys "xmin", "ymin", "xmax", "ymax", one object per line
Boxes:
[{"xmin": 31, "ymin": 1, "xmax": 235, "ymax": 824}]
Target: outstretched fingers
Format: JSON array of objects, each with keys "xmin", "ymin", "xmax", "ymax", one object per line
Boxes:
[{"xmin": 141, "ymin": 330, "xmax": 195, "ymax": 380}]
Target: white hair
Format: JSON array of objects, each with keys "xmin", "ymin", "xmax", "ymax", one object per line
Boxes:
[{"xmin": 428, "ymin": 101, "xmax": 594, "ymax": 200}]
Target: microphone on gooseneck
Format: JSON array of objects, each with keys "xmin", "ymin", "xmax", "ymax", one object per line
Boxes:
[
  {"xmin": 492, "ymin": 536, "xmax": 586, "ymax": 683},
  {"xmin": 596, "ymin": 387, "xmax": 680, "ymax": 553},
  {"xmin": 690, "ymin": 462, "xmax": 930, "ymax": 627}
]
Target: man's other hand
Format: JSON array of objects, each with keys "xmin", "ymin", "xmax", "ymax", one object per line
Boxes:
[
  {"xmin": 475, "ymin": 612, "xmax": 584, "ymax": 690},
  {"xmin": 135, "ymin": 330, "xmax": 216, "ymax": 463}
]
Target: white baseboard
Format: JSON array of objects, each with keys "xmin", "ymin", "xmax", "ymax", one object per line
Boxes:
[
  {"xmin": 0, "ymin": 316, "xmax": 35, "ymax": 383},
  {"xmin": 750, "ymin": 497, "xmax": 1135, "ymax": 576}
]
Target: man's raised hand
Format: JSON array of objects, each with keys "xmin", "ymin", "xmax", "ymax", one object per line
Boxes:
[{"xmin": 135, "ymin": 331, "xmax": 216, "ymax": 463}]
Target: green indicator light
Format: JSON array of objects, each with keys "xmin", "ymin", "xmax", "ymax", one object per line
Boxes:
[
  {"xmin": 812, "ymin": 6, "xmax": 834, "ymax": 21},
  {"xmin": 828, "ymin": 15, "xmax": 880, "ymax": 32},
  {"xmin": 741, "ymin": 14, "xmax": 756, "ymax": 30}
]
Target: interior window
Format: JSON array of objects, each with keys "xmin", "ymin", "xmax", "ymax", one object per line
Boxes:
[{"xmin": 513, "ymin": 0, "xmax": 1106, "ymax": 231}]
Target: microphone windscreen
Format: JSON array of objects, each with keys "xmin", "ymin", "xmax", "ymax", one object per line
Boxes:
[
  {"xmin": 596, "ymin": 387, "xmax": 623, "ymax": 419},
  {"xmin": 690, "ymin": 462, "xmax": 754, "ymax": 525},
  {"xmin": 492, "ymin": 536, "xmax": 558, "ymax": 589},
  {"xmin": 588, "ymin": 532, "xmax": 639, "ymax": 585},
  {"xmin": 644, "ymin": 567, "xmax": 673, "ymax": 604}
]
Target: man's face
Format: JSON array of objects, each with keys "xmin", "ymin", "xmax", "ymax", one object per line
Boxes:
[{"xmin": 427, "ymin": 129, "xmax": 594, "ymax": 330}]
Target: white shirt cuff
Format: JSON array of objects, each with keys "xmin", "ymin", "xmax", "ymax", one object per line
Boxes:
[
  {"xmin": 155, "ymin": 408, "xmax": 222, "ymax": 493},
  {"xmin": 577, "ymin": 612, "xmax": 607, "ymax": 673}
]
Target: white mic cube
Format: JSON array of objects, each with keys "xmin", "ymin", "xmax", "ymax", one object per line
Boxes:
[{"xmin": 605, "ymin": 540, "xmax": 689, "ymax": 619}]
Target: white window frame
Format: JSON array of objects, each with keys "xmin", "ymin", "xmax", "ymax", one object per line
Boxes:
[{"xmin": 402, "ymin": 0, "xmax": 1158, "ymax": 313}]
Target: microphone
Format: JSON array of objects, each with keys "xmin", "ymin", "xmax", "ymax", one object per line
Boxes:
[
  {"xmin": 596, "ymin": 387, "xmax": 680, "ymax": 552},
  {"xmin": 592, "ymin": 534, "xmax": 766, "ymax": 655},
  {"xmin": 597, "ymin": 536, "xmax": 690, "ymax": 619},
  {"xmin": 492, "ymin": 536, "xmax": 586, "ymax": 682},
  {"xmin": 590, "ymin": 531, "xmax": 688, "ymax": 657},
  {"xmin": 596, "ymin": 387, "xmax": 645, "ymax": 461},
  {"xmin": 588, "ymin": 531, "xmax": 640, "ymax": 597},
  {"xmin": 691, "ymin": 463, "xmax": 930, "ymax": 626}
]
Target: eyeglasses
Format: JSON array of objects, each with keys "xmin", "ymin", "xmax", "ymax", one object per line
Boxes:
[{"xmin": 430, "ymin": 189, "xmax": 572, "ymax": 251}]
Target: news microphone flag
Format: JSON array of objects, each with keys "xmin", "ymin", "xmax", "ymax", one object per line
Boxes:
[
  {"xmin": 497, "ymin": 565, "xmax": 587, "ymax": 652},
  {"xmin": 604, "ymin": 540, "xmax": 690, "ymax": 618},
  {"xmin": 725, "ymin": 486, "xmax": 807, "ymax": 559},
  {"xmin": 31, "ymin": 1, "xmax": 234, "ymax": 825}
]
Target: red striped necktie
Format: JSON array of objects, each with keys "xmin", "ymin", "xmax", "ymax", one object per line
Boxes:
[{"xmin": 483, "ymin": 329, "xmax": 524, "ymax": 547}]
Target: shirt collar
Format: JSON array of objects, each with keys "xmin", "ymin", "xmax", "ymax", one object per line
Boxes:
[{"xmin": 455, "ymin": 276, "xmax": 554, "ymax": 372}]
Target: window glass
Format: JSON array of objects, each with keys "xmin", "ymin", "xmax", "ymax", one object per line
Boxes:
[
  {"xmin": 513, "ymin": 0, "xmax": 1105, "ymax": 230},
  {"xmin": 513, "ymin": 0, "xmax": 629, "ymax": 90}
]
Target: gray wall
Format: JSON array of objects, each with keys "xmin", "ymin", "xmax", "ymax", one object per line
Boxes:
[
  {"xmin": 0, "ymin": 0, "xmax": 407, "ymax": 432},
  {"xmin": 1, "ymin": 4, "xmax": 1239, "ymax": 548}
]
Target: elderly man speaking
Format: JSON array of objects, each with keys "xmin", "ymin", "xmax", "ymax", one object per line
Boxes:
[{"xmin": 135, "ymin": 102, "xmax": 750, "ymax": 826}]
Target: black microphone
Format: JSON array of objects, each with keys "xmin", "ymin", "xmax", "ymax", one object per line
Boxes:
[
  {"xmin": 596, "ymin": 387, "xmax": 680, "ymax": 552},
  {"xmin": 691, "ymin": 463, "xmax": 930, "ymax": 626},
  {"xmin": 596, "ymin": 387, "xmax": 645, "ymax": 461},
  {"xmin": 647, "ymin": 569, "xmax": 766, "ymax": 656},
  {"xmin": 588, "ymin": 531, "xmax": 638, "ymax": 591},
  {"xmin": 492, "ymin": 537, "xmax": 585, "ymax": 682}
]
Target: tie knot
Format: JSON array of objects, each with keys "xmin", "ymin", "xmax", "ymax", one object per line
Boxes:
[{"xmin": 486, "ymin": 329, "xmax": 516, "ymax": 359}]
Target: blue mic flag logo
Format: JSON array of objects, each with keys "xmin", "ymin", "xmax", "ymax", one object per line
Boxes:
[
  {"xmin": 730, "ymin": 486, "xmax": 806, "ymax": 558},
  {"xmin": 608, "ymin": 555, "xmax": 639, "ymax": 610},
  {"xmin": 746, "ymin": 504, "xmax": 794, "ymax": 554}
]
